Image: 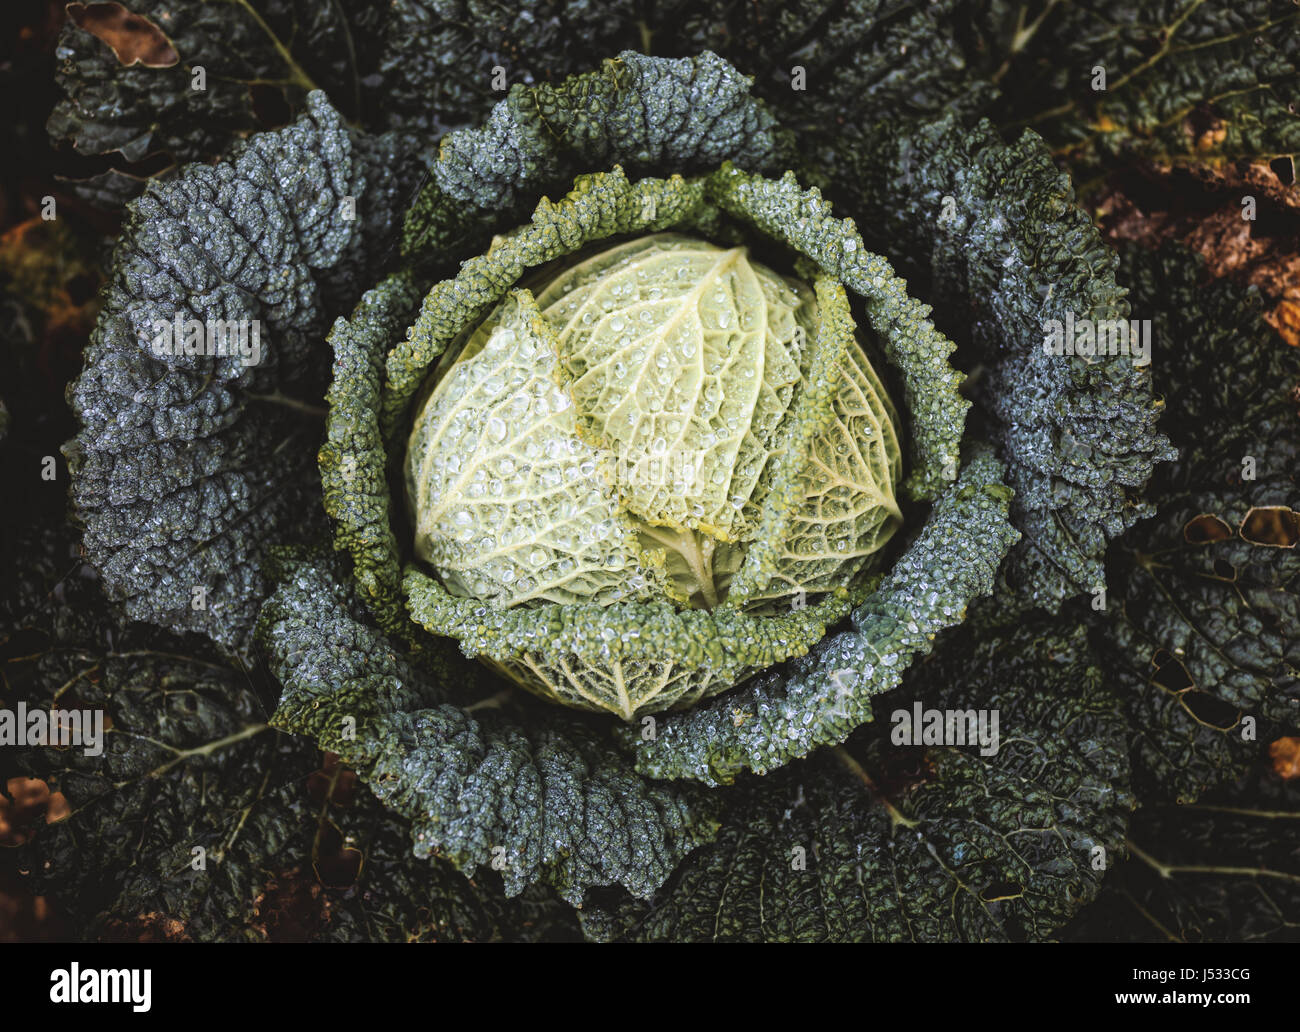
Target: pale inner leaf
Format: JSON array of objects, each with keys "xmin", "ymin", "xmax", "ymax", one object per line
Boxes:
[{"xmin": 407, "ymin": 233, "xmax": 901, "ymax": 614}]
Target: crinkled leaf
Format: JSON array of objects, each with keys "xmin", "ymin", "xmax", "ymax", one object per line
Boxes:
[
  {"xmin": 707, "ymin": 165, "xmax": 966, "ymax": 501},
  {"xmin": 585, "ymin": 621, "xmax": 1133, "ymax": 942},
  {"xmin": 64, "ymin": 94, "xmax": 421, "ymax": 661},
  {"xmin": 824, "ymin": 113, "xmax": 1175, "ymax": 611},
  {"xmin": 1089, "ymin": 243, "xmax": 1300, "ymax": 802},
  {"xmin": 400, "ymin": 50, "xmax": 794, "ymax": 262},
  {"xmin": 46, "ymin": 0, "xmax": 404, "ymax": 200},
  {"xmin": 624, "ymin": 449, "xmax": 1018, "ymax": 785},
  {"xmin": 407, "ymin": 236, "xmax": 902, "ymax": 613},
  {"xmin": 257, "ymin": 552, "xmax": 722, "ymax": 905},
  {"xmin": 361, "ymin": 160, "xmax": 964, "ymax": 722},
  {"xmin": 319, "ymin": 269, "xmax": 426, "ymax": 640},
  {"xmin": 406, "ymin": 241, "xmax": 831, "ymax": 608}
]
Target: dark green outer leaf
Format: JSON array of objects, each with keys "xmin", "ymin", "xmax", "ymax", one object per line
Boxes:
[
  {"xmin": 372, "ymin": 0, "xmax": 643, "ymax": 136},
  {"xmin": 624, "ymin": 448, "xmax": 1018, "ymax": 786},
  {"xmin": 656, "ymin": 0, "xmax": 999, "ymax": 131},
  {"xmin": 1089, "ymin": 243, "xmax": 1300, "ymax": 803},
  {"xmin": 63, "ymin": 94, "xmax": 420, "ymax": 662},
  {"xmin": 47, "ymin": 0, "xmax": 385, "ymax": 167},
  {"xmin": 821, "ymin": 113, "xmax": 1175, "ymax": 612},
  {"xmin": 992, "ymin": 0, "xmax": 1300, "ymax": 175},
  {"xmin": 586, "ymin": 621, "xmax": 1133, "ymax": 942},
  {"xmin": 1063, "ymin": 759, "xmax": 1300, "ymax": 943},
  {"xmin": 400, "ymin": 50, "xmax": 794, "ymax": 263},
  {"xmin": 257, "ymin": 553, "xmax": 721, "ymax": 905},
  {"xmin": 0, "ymin": 520, "xmax": 571, "ymax": 942}
]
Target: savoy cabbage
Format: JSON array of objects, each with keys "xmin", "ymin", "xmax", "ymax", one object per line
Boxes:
[{"xmin": 6, "ymin": 0, "xmax": 1297, "ymax": 943}]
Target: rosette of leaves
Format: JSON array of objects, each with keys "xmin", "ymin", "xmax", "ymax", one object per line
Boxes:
[
  {"xmin": 65, "ymin": 47, "xmax": 1174, "ymax": 931},
  {"xmin": 402, "ymin": 230, "xmax": 906, "ymax": 717},
  {"xmin": 259, "ymin": 50, "xmax": 1048, "ymax": 911}
]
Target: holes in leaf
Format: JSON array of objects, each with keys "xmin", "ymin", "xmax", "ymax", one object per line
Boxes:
[
  {"xmin": 1257, "ymin": 605, "xmax": 1284, "ymax": 635},
  {"xmin": 1240, "ymin": 506, "xmax": 1299, "ymax": 547},
  {"xmin": 1183, "ymin": 513, "xmax": 1232, "ymax": 544},
  {"xmin": 66, "ymin": 2, "xmax": 179, "ymax": 68},
  {"xmin": 1270, "ymin": 155, "xmax": 1296, "ymax": 187},
  {"xmin": 979, "ymin": 880, "xmax": 1023, "ymax": 903},
  {"xmin": 1150, "ymin": 649, "xmax": 1194, "ymax": 693},
  {"xmin": 1181, "ymin": 689, "xmax": 1239, "ymax": 730},
  {"xmin": 1150, "ymin": 650, "xmax": 1241, "ymax": 729}
]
